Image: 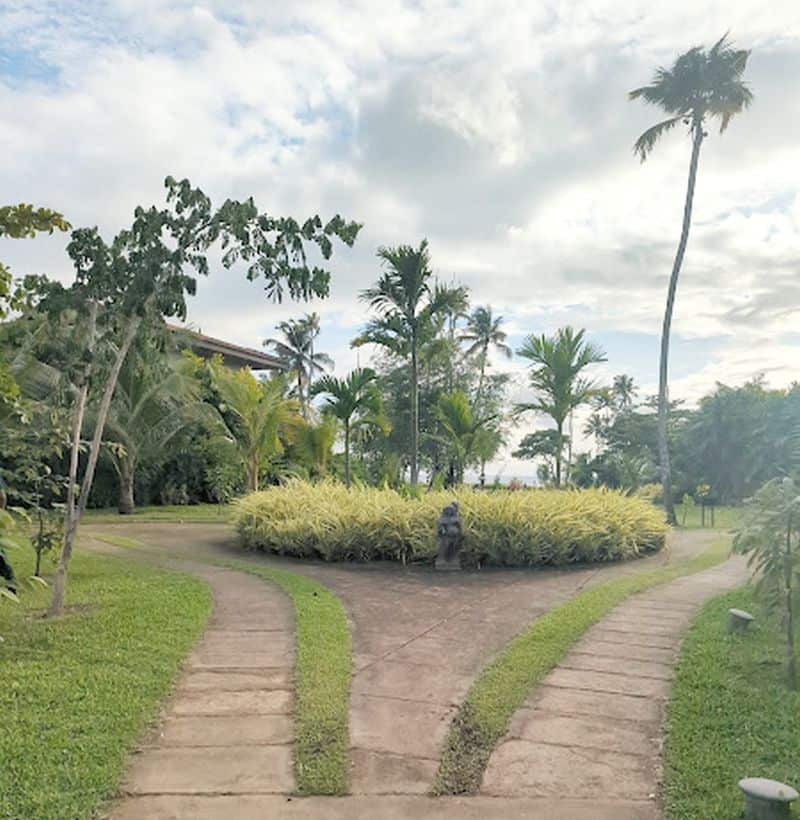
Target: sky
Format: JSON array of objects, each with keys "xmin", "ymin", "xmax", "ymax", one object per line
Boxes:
[{"xmin": 1, "ymin": 0, "xmax": 799, "ymax": 481}]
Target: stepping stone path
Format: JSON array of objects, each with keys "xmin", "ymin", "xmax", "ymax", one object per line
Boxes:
[
  {"xmin": 89, "ymin": 524, "xmax": 742, "ymax": 818},
  {"xmin": 481, "ymin": 554, "xmax": 750, "ymax": 817},
  {"xmin": 111, "ymin": 563, "xmax": 295, "ymax": 819}
]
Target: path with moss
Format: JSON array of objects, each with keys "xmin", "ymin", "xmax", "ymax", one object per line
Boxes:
[
  {"xmin": 84, "ymin": 521, "xmax": 735, "ymax": 818},
  {"xmin": 94, "ymin": 555, "xmax": 297, "ymax": 818},
  {"xmin": 480, "ymin": 552, "xmax": 750, "ymax": 818}
]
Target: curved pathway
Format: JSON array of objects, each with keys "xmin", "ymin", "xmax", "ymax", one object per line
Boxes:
[
  {"xmin": 480, "ymin": 553, "xmax": 750, "ymax": 818},
  {"xmin": 102, "ymin": 558, "xmax": 296, "ymax": 819},
  {"xmin": 85, "ymin": 522, "xmax": 721, "ymax": 805}
]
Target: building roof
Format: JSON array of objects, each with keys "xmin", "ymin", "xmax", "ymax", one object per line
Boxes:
[{"xmin": 166, "ymin": 323, "xmax": 284, "ymax": 372}]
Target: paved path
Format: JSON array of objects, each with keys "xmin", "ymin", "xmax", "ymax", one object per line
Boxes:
[
  {"xmin": 86, "ymin": 522, "xmax": 721, "ymax": 803},
  {"xmin": 480, "ymin": 553, "xmax": 750, "ymax": 818},
  {"xmin": 105, "ymin": 559, "xmax": 296, "ymax": 819}
]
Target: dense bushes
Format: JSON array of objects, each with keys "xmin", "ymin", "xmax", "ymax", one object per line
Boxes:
[{"xmin": 235, "ymin": 481, "xmax": 668, "ymax": 567}]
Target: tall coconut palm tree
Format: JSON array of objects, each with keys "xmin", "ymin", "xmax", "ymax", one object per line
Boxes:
[
  {"xmin": 264, "ymin": 313, "xmax": 333, "ymax": 416},
  {"xmin": 515, "ymin": 326, "xmax": 606, "ymax": 487},
  {"xmin": 460, "ymin": 306, "xmax": 513, "ymax": 405},
  {"xmin": 630, "ymin": 34, "xmax": 752, "ymax": 523},
  {"xmin": 353, "ymin": 240, "xmax": 449, "ymax": 486},
  {"xmin": 312, "ymin": 367, "xmax": 388, "ymax": 486}
]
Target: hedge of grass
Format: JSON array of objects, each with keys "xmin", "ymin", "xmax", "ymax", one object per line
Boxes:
[{"xmin": 235, "ymin": 481, "xmax": 668, "ymax": 566}]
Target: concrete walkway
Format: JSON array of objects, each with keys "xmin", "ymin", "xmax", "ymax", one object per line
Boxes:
[
  {"xmin": 108, "ymin": 561, "xmax": 295, "ymax": 819},
  {"xmin": 480, "ymin": 553, "xmax": 750, "ymax": 818},
  {"xmin": 86, "ymin": 522, "xmax": 722, "ymax": 807}
]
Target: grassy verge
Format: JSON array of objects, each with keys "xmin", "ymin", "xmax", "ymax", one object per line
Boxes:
[
  {"xmin": 433, "ymin": 538, "xmax": 732, "ymax": 795},
  {"xmin": 663, "ymin": 587, "xmax": 800, "ymax": 819},
  {"xmin": 0, "ymin": 551, "xmax": 211, "ymax": 820},
  {"xmin": 83, "ymin": 503, "xmax": 234, "ymax": 524},
  {"xmin": 90, "ymin": 533, "xmax": 351, "ymax": 796},
  {"xmin": 673, "ymin": 502, "xmax": 740, "ymax": 530}
]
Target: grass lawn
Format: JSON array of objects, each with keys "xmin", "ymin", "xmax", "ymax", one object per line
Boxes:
[
  {"xmin": 83, "ymin": 503, "xmax": 234, "ymax": 524},
  {"xmin": 90, "ymin": 533, "xmax": 352, "ymax": 796},
  {"xmin": 0, "ymin": 551, "xmax": 211, "ymax": 820},
  {"xmin": 673, "ymin": 502, "xmax": 741, "ymax": 531},
  {"xmin": 663, "ymin": 586, "xmax": 800, "ymax": 819},
  {"xmin": 433, "ymin": 537, "xmax": 733, "ymax": 795}
]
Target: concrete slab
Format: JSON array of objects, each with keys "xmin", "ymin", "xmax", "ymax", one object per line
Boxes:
[
  {"xmin": 546, "ymin": 668, "xmax": 670, "ymax": 698},
  {"xmin": 170, "ymin": 688, "xmax": 292, "ymax": 716},
  {"xmin": 157, "ymin": 714, "xmax": 293, "ymax": 747},
  {"xmin": 124, "ymin": 744, "xmax": 293, "ymax": 794},
  {"xmin": 481, "ymin": 740, "xmax": 654, "ymax": 799},
  {"xmin": 576, "ymin": 640, "xmax": 676, "ymax": 664},
  {"xmin": 532, "ymin": 684, "xmax": 663, "ymax": 723},
  {"xmin": 350, "ymin": 694, "xmax": 455, "ymax": 758},
  {"xmin": 110, "ymin": 794, "xmax": 658, "ymax": 820},
  {"xmin": 177, "ymin": 668, "xmax": 291, "ymax": 691},
  {"xmin": 349, "ymin": 749, "xmax": 439, "ymax": 795},
  {"xmin": 352, "ymin": 660, "xmax": 470, "ymax": 705},
  {"xmin": 559, "ymin": 653, "xmax": 673, "ymax": 680},
  {"xmin": 507, "ymin": 710, "xmax": 656, "ymax": 756}
]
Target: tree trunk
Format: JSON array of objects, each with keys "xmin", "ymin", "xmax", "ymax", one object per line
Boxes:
[
  {"xmin": 785, "ymin": 515, "xmax": 797, "ymax": 690},
  {"xmin": 248, "ymin": 455, "xmax": 259, "ymax": 493},
  {"xmin": 555, "ymin": 421, "xmax": 563, "ymax": 488},
  {"xmin": 410, "ymin": 336, "xmax": 419, "ymax": 487},
  {"xmin": 344, "ymin": 422, "xmax": 351, "ymax": 487},
  {"xmin": 658, "ymin": 121, "xmax": 704, "ymax": 526},
  {"xmin": 476, "ymin": 345, "xmax": 487, "ymax": 409},
  {"xmin": 64, "ymin": 301, "xmax": 97, "ymax": 538},
  {"xmin": 118, "ymin": 457, "xmax": 135, "ymax": 515},
  {"xmin": 49, "ymin": 314, "xmax": 141, "ymax": 617}
]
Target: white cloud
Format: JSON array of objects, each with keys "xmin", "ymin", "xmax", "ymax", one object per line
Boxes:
[{"xmin": 1, "ymin": 0, "xmax": 799, "ymax": 478}]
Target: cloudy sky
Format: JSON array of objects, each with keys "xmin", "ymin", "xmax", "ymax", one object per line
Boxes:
[{"xmin": 1, "ymin": 1, "xmax": 799, "ymax": 479}]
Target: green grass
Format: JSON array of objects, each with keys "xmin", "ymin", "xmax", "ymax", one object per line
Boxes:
[
  {"xmin": 83, "ymin": 503, "xmax": 234, "ymax": 524},
  {"xmin": 226, "ymin": 562, "xmax": 351, "ymax": 795},
  {"xmin": 663, "ymin": 587, "xmax": 800, "ymax": 819},
  {"xmin": 674, "ymin": 502, "xmax": 740, "ymax": 531},
  {"xmin": 90, "ymin": 533, "xmax": 352, "ymax": 796},
  {"xmin": 0, "ymin": 551, "xmax": 211, "ymax": 820},
  {"xmin": 433, "ymin": 537, "xmax": 733, "ymax": 795}
]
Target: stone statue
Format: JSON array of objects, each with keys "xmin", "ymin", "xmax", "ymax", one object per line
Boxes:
[{"xmin": 435, "ymin": 502, "xmax": 464, "ymax": 571}]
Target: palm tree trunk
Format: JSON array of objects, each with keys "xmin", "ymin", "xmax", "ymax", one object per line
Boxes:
[
  {"xmin": 476, "ymin": 344, "xmax": 487, "ymax": 408},
  {"xmin": 658, "ymin": 121, "xmax": 704, "ymax": 526},
  {"xmin": 555, "ymin": 421, "xmax": 563, "ymax": 488},
  {"xmin": 410, "ymin": 336, "xmax": 419, "ymax": 487},
  {"xmin": 344, "ymin": 421, "xmax": 352, "ymax": 487},
  {"xmin": 49, "ymin": 314, "xmax": 141, "ymax": 617},
  {"xmin": 785, "ymin": 515, "xmax": 797, "ymax": 690},
  {"xmin": 118, "ymin": 457, "xmax": 135, "ymax": 515}
]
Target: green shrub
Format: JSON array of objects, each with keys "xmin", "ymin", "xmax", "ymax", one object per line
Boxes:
[{"xmin": 234, "ymin": 480, "xmax": 668, "ymax": 567}]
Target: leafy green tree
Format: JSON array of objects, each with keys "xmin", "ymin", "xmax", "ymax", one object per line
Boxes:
[
  {"xmin": 264, "ymin": 313, "xmax": 333, "ymax": 416},
  {"xmin": 459, "ymin": 306, "xmax": 512, "ymax": 405},
  {"xmin": 98, "ymin": 330, "xmax": 214, "ymax": 514},
  {"xmin": 734, "ymin": 477, "xmax": 800, "ymax": 690},
  {"xmin": 513, "ymin": 429, "xmax": 564, "ymax": 485},
  {"xmin": 515, "ymin": 326, "xmax": 606, "ymax": 487},
  {"xmin": 312, "ymin": 367, "xmax": 388, "ymax": 486},
  {"xmin": 354, "ymin": 240, "xmax": 451, "ymax": 487},
  {"xmin": 290, "ymin": 417, "xmax": 339, "ymax": 480},
  {"xmin": 434, "ymin": 390, "xmax": 500, "ymax": 486},
  {"xmin": 211, "ymin": 365, "xmax": 302, "ymax": 492},
  {"xmin": 0, "ymin": 205, "xmax": 70, "ymax": 409},
  {"xmin": 630, "ymin": 35, "xmax": 752, "ymax": 524},
  {"xmin": 42, "ymin": 177, "xmax": 358, "ymax": 616}
]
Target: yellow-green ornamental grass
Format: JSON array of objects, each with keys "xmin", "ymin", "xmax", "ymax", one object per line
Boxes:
[{"xmin": 235, "ymin": 481, "xmax": 667, "ymax": 567}]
